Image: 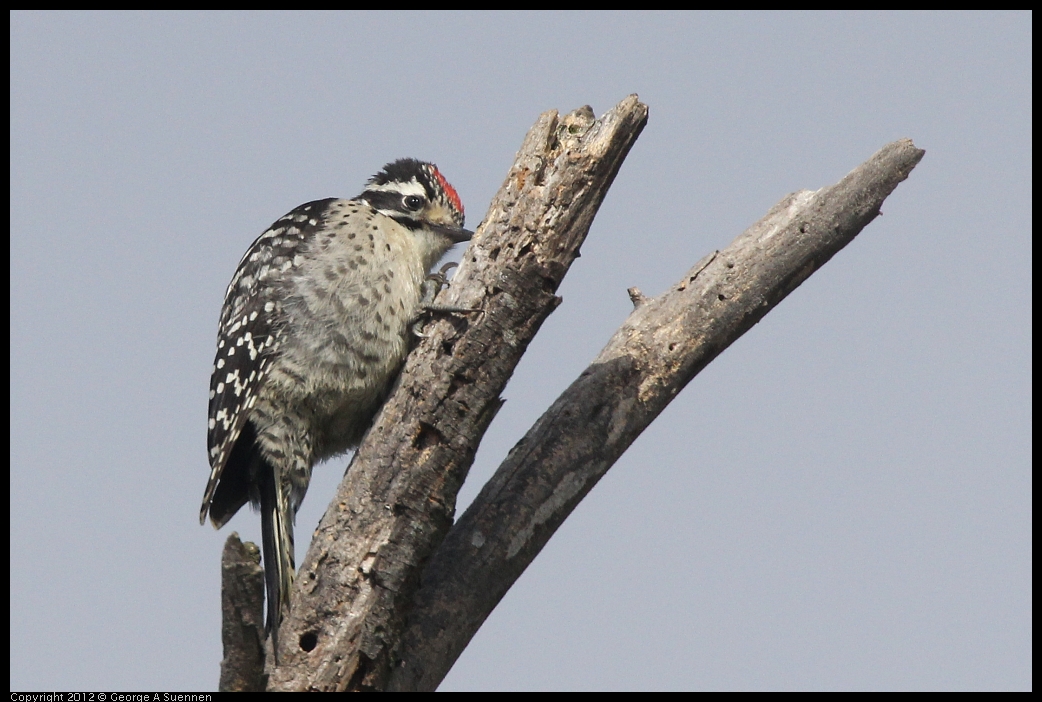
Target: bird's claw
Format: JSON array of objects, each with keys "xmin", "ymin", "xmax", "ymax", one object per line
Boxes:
[{"xmin": 412, "ymin": 262, "xmax": 479, "ymax": 337}]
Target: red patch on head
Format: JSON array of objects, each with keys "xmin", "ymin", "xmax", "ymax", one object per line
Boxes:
[{"xmin": 432, "ymin": 167, "xmax": 464, "ymax": 220}]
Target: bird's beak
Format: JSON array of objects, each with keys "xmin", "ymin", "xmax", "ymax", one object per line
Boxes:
[{"xmin": 438, "ymin": 224, "xmax": 474, "ymax": 243}]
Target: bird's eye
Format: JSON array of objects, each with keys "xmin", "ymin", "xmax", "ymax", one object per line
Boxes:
[{"xmin": 403, "ymin": 195, "xmax": 424, "ymax": 211}]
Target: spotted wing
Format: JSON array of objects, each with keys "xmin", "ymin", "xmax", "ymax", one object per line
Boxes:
[{"xmin": 199, "ymin": 199, "xmax": 337, "ymax": 526}]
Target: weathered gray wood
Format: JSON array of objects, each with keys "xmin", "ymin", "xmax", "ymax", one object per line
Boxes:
[
  {"xmin": 387, "ymin": 138, "xmax": 925, "ymax": 691},
  {"xmin": 223, "ymin": 97, "xmax": 922, "ymax": 690},
  {"xmin": 218, "ymin": 533, "xmax": 266, "ymax": 692},
  {"xmin": 266, "ymin": 95, "xmax": 650, "ymax": 691}
]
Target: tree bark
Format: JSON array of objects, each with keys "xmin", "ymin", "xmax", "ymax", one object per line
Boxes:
[
  {"xmin": 217, "ymin": 533, "xmax": 266, "ymax": 692},
  {"xmin": 266, "ymin": 95, "xmax": 651, "ymax": 691},
  {"xmin": 387, "ymin": 137, "xmax": 925, "ymax": 691},
  {"xmin": 216, "ymin": 94, "xmax": 924, "ymax": 691}
]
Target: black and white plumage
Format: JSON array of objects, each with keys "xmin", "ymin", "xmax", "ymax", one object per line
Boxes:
[{"xmin": 199, "ymin": 159, "xmax": 471, "ymax": 658}]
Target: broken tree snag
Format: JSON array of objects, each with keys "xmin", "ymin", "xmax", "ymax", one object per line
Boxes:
[
  {"xmin": 388, "ymin": 139, "xmax": 925, "ymax": 692},
  {"xmin": 218, "ymin": 533, "xmax": 267, "ymax": 692},
  {"xmin": 266, "ymin": 96, "xmax": 650, "ymax": 691}
]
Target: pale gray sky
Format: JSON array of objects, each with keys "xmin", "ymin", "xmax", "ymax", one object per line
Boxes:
[{"xmin": 10, "ymin": 11, "xmax": 1031, "ymax": 691}]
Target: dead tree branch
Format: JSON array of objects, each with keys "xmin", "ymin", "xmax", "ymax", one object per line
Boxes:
[
  {"xmin": 265, "ymin": 95, "xmax": 650, "ymax": 691},
  {"xmin": 218, "ymin": 93, "xmax": 923, "ymax": 691},
  {"xmin": 217, "ymin": 533, "xmax": 266, "ymax": 692},
  {"xmin": 387, "ymin": 138, "xmax": 925, "ymax": 691}
]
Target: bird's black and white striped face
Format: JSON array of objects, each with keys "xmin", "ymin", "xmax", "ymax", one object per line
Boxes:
[{"xmin": 358, "ymin": 158, "xmax": 471, "ymax": 243}]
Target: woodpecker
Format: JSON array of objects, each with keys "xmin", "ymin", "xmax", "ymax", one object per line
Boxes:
[{"xmin": 200, "ymin": 159, "xmax": 472, "ymax": 657}]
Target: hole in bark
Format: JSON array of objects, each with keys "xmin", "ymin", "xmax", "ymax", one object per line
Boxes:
[
  {"xmin": 414, "ymin": 422, "xmax": 443, "ymax": 449},
  {"xmin": 299, "ymin": 631, "xmax": 318, "ymax": 651}
]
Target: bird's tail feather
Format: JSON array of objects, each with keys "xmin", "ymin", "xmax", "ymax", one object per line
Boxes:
[{"xmin": 259, "ymin": 463, "xmax": 295, "ymax": 664}]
